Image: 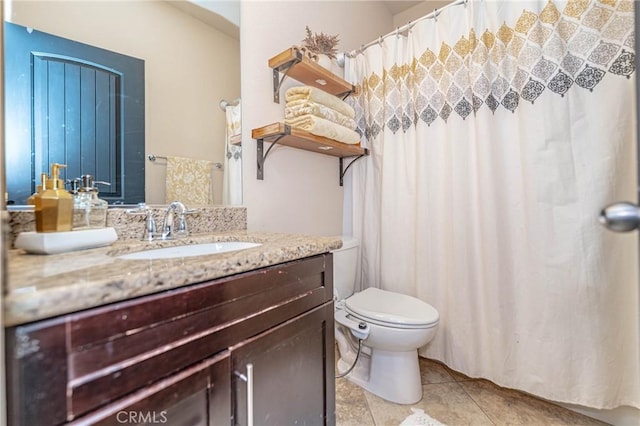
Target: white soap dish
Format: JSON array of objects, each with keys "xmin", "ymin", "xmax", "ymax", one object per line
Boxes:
[{"xmin": 15, "ymin": 227, "xmax": 118, "ymax": 254}]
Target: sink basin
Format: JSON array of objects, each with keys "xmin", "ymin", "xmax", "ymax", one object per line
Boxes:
[{"xmin": 118, "ymin": 241, "xmax": 262, "ymax": 260}]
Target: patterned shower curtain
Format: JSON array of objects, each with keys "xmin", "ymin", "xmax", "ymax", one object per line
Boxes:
[
  {"xmin": 223, "ymin": 101, "xmax": 242, "ymax": 205},
  {"xmin": 346, "ymin": 0, "xmax": 639, "ymax": 409}
]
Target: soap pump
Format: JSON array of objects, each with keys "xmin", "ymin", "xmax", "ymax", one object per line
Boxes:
[
  {"xmin": 34, "ymin": 163, "xmax": 74, "ymax": 232},
  {"xmin": 27, "ymin": 173, "xmax": 48, "ymax": 205},
  {"xmin": 73, "ymin": 175, "xmax": 110, "ymax": 229}
]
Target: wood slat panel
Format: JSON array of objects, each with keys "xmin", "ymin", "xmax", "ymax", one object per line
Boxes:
[{"xmin": 65, "ymin": 63, "xmax": 82, "ymax": 180}]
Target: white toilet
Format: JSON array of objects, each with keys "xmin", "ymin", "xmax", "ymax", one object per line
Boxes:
[{"xmin": 332, "ymin": 237, "xmax": 439, "ymax": 404}]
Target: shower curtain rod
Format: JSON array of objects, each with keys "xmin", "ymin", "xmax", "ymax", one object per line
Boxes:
[
  {"xmin": 219, "ymin": 98, "xmax": 240, "ymax": 111},
  {"xmin": 345, "ymin": 0, "xmax": 468, "ymax": 58}
]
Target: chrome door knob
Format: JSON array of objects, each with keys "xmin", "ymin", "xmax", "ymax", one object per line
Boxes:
[{"xmin": 599, "ymin": 201, "xmax": 640, "ymax": 232}]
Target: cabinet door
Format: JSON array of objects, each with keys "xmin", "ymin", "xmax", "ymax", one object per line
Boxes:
[
  {"xmin": 231, "ymin": 302, "xmax": 335, "ymax": 426},
  {"xmin": 69, "ymin": 351, "xmax": 231, "ymax": 426}
]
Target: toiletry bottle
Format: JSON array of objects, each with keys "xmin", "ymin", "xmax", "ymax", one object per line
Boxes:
[
  {"xmin": 34, "ymin": 163, "xmax": 73, "ymax": 232},
  {"xmin": 73, "ymin": 175, "xmax": 110, "ymax": 229},
  {"xmin": 26, "ymin": 173, "xmax": 48, "ymax": 205}
]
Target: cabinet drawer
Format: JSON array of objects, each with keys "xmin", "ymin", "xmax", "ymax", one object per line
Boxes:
[
  {"xmin": 6, "ymin": 254, "xmax": 333, "ymax": 425},
  {"xmin": 69, "ymin": 351, "xmax": 230, "ymax": 426}
]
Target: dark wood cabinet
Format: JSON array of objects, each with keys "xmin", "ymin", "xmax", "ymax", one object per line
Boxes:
[
  {"xmin": 69, "ymin": 351, "xmax": 231, "ymax": 426},
  {"xmin": 5, "ymin": 254, "xmax": 335, "ymax": 426},
  {"xmin": 232, "ymin": 303, "xmax": 335, "ymax": 426}
]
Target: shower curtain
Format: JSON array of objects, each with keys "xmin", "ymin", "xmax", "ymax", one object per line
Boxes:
[
  {"xmin": 346, "ymin": 0, "xmax": 639, "ymax": 409},
  {"xmin": 223, "ymin": 101, "xmax": 242, "ymax": 205}
]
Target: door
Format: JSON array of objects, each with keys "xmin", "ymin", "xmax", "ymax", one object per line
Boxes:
[
  {"xmin": 231, "ymin": 302, "xmax": 335, "ymax": 426},
  {"xmin": 599, "ymin": 5, "xmax": 640, "ymax": 231},
  {"xmin": 4, "ymin": 22, "xmax": 145, "ymax": 205}
]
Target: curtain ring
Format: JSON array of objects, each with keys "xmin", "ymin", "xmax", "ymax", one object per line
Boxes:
[
  {"xmin": 434, "ymin": 8, "xmax": 439, "ymax": 22},
  {"xmin": 378, "ymin": 35, "xmax": 383, "ymax": 45},
  {"xmin": 395, "ymin": 27, "xmax": 400, "ymax": 38}
]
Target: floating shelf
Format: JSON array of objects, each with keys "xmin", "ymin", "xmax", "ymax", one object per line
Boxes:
[
  {"xmin": 268, "ymin": 48, "xmax": 354, "ymax": 103},
  {"xmin": 251, "ymin": 123, "xmax": 368, "ymax": 186}
]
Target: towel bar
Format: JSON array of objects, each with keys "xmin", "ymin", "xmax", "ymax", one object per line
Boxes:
[{"xmin": 148, "ymin": 154, "xmax": 223, "ymax": 170}]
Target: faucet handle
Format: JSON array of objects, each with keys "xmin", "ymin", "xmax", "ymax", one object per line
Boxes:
[
  {"xmin": 126, "ymin": 202, "xmax": 151, "ymax": 215},
  {"xmin": 175, "ymin": 213, "xmax": 189, "ymax": 238},
  {"xmin": 126, "ymin": 203, "xmax": 157, "ymax": 241}
]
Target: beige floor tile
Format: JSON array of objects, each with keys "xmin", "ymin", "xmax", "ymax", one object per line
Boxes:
[
  {"xmin": 459, "ymin": 380, "xmax": 609, "ymax": 426},
  {"xmin": 420, "ymin": 357, "xmax": 478, "ymax": 383},
  {"xmin": 364, "ymin": 382, "xmax": 494, "ymax": 426},
  {"xmin": 419, "ymin": 357, "xmax": 456, "ymax": 384},
  {"xmin": 335, "ymin": 377, "xmax": 375, "ymax": 426}
]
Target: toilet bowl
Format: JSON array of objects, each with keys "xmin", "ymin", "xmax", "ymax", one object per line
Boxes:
[{"xmin": 332, "ymin": 238, "xmax": 439, "ymax": 405}]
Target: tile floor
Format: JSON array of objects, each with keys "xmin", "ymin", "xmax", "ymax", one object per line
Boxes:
[{"xmin": 335, "ymin": 357, "xmax": 609, "ymax": 426}]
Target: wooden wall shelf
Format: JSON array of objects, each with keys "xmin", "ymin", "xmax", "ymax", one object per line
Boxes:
[
  {"xmin": 268, "ymin": 48, "xmax": 354, "ymax": 103},
  {"xmin": 251, "ymin": 123, "xmax": 368, "ymax": 186}
]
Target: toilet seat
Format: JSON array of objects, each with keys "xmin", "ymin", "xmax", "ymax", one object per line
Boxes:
[{"xmin": 345, "ymin": 288, "xmax": 439, "ymax": 329}]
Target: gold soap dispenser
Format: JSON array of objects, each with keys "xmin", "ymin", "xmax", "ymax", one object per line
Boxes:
[
  {"xmin": 26, "ymin": 172, "xmax": 48, "ymax": 205},
  {"xmin": 34, "ymin": 163, "xmax": 74, "ymax": 232}
]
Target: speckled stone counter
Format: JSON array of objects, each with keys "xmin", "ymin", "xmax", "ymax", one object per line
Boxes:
[{"xmin": 4, "ymin": 231, "xmax": 342, "ymax": 327}]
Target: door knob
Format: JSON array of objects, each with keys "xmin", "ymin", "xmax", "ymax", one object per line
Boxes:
[{"xmin": 599, "ymin": 201, "xmax": 640, "ymax": 232}]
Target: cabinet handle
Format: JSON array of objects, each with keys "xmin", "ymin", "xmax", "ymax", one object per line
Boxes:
[
  {"xmin": 234, "ymin": 363, "xmax": 254, "ymax": 426},
  {"xmin": 247, "ymin": 363, "xmax": 254, "ymax": 426}
]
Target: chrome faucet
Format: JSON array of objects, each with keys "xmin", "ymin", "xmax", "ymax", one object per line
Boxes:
[
  {"xmin": 127, "ymin": 201, "xmax": 195, "ymax": 241},
  {"xmin": 161, "ymin": 201, "xmax": 190, "ymax": 239}
]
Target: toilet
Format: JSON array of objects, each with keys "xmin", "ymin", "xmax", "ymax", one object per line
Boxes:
[{"xmin": 332, "ymin": 237, "xmax": 439, "ymax": 404}]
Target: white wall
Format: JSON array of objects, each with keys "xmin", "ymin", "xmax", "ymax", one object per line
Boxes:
[
  {"xmin": 241, "ymin": 0, "xmax": 393, "ymax": 235},
  {"xmin": 7, "ymin": 0, "xmax": 240, "ymax": 205},
  {"xmin": 393, "ymin": 0, "xmax": 452, "ymax": 28}
]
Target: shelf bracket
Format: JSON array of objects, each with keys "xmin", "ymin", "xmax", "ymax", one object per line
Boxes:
[
  {"xmin": 338, "ymin": 90, "xmax": 354, "ymax": 101},
  {"xmin": 339, "ymin": 149, "xmax": 369, "ymax": 186},
  {"xmin": 272, "ymin": 52, "xmax": 303, "ymax": 103},
  {"xmin": 256, "ymin": 129, "xmax": 291, "ymax": 180}
]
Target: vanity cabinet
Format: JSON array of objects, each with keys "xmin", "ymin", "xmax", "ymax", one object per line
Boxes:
[
  {"xmin": 5, "ymin": 254, "xmax": 335, "ymax": 426},
  {"xmin": 232, "ymin": 303, "xmax": 334, "ymax": 426}
]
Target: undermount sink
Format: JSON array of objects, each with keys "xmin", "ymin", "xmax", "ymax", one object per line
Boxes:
[{"xmin": 118, "ymin": 241, "xmax": 262, "ymax": 260}]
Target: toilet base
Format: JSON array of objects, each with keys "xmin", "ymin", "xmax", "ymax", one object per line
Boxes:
[{"xmin": 338, "ymin": 347, "xmax": 423, "ymax": 404}]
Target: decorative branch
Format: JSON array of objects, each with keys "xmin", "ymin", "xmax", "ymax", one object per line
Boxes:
[{"xmin": 302, "ymin": 26, "xmax": 340, "ymax": 59}]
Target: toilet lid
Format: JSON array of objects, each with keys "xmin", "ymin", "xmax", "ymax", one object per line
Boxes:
[{"xmin": 345, "ymin": 288, "xmax": 439, "ymax": 327}]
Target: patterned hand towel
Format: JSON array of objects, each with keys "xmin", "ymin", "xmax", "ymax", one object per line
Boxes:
[
  {"xmin": 165, "ymin": 156, "xmax": 213, "ymax": 205},
  {"xmin": 285, "ymin": 86, "xmax": 355, "ymax": 119},
  {"xmin": 285, "ymin": 114, "xmax": 361, "ymax": 144},
  {"xmin": 285, "ymin": 100, "xmax": 357, "ymax": 130}
]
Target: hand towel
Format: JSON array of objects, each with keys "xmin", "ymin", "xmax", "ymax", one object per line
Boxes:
[
  {"xmin": 285, "ymin": 100, "xmax": 357, "ymax": 130},
  {"xmin": 165, "ymin": 156, "xmax": 213, "ymax": 205},
  {"xmin": 285, "ymin": 86, "xmax": 355, "ymax": 119},
  {"xmin": 285, "ymin": 114, "xmax": 361, "ymax": 145}
]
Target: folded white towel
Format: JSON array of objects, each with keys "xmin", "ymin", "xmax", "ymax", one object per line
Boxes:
[
  {"xmin": 285, "ymin": 114, "xmax": 361, "ymax": 145},
  {"xmin": 285, "ymin": 100, "xmax": 357, "ymax": 130},
  {"xmin": 285, "ymin": 86, "xmax": 355, "ymax": 119}
]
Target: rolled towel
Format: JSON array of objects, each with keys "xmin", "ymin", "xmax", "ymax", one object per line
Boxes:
[
  {"xmin": 285, "ymin": 114, "xmax": 361, "ymax": 145},
  {"xmin": 285, "ymin": 86, "xmax": 355, "ymax": 119},
  {"xmin": 285, "ymin": 100, "xmax": 357, "ymax": 130}
]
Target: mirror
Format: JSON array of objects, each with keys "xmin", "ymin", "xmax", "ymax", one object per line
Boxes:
[{"xmin": 4, "ymin": 0, "xmax": 242, "ymax": 206}]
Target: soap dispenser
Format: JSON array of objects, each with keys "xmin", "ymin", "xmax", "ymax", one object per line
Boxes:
[
  {"xmin": 73, "ymin": 175, "xmax": 110, "ymax": 229},
  {"xmin": 34, "ymin": 163, "xmax": 74, "ymax": 232},
  {"xmin": 26, "ymin": 173, "xmax": 48, "ymax": 205}
]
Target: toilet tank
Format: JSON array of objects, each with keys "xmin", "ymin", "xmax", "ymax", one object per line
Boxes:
[{"xmin": 331, "ymin": 237, "xmax": 359, "ymax": 301}]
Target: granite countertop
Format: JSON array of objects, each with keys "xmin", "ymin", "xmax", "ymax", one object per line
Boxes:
[{"xmin": 4, "ymin": 231, "xmax": 342, "ymax": 327}]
